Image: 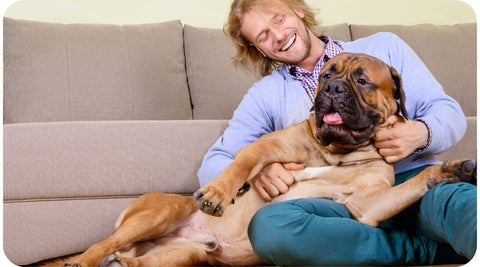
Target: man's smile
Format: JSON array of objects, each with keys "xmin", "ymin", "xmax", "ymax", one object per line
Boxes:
[{"xmin": 280, "ymin": 33, "xmax": 296, "ymax": 51}]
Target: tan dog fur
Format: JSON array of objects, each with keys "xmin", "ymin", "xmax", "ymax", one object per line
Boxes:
[{"xmin": 59, "ymin": 53, "xmax": 475, "ymax": 267}]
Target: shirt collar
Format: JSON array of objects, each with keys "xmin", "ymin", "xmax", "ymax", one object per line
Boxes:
[{"xmin": 286, "ymin": 35, "xmax": 344, "ymax": 78}]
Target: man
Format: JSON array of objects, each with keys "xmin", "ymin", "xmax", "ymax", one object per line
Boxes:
[{"xmin": 198, "ymin": 0, "xmax": 476, "ymax": 265}]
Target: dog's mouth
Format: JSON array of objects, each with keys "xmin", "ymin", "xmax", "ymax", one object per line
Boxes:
[
  {"xmin": 323, "ymin": 112, "xmax": 373, "ymax": 138},
  {"xmin": 317, "ymin": 113, "xmax": 375, "ymax": 147}
]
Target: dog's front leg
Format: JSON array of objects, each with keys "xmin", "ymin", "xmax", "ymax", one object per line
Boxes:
[
  {"xmin": 194, "ymin": 122, "xmax": 315, "ymax": 216},
  {"xmin": 194, "ymin": 141, "xmax": 279, "ymax": 216}
]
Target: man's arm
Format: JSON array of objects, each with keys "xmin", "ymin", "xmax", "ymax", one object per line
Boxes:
[
  {"xmin": 197, "ymin": 84, "xmax": 275, "ymax": 187},
  {"xmin": 344, "ymin": 33, "xmax": 466, "ymax": 163},
  {"xmin": 384, "ymin": 33, "xmax": 466, "ymax": 158}
]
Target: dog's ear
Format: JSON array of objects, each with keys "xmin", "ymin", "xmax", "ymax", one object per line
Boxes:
[{"xmin": 390, "ymin": 66, "xmax": 408, "ymax": 119}]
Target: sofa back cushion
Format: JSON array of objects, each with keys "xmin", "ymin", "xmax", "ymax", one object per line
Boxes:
[
  {"xmin": 3, "ymin": 18, "xmax": 192, "ymax": 123},
  {"xmin": 350, "ymin": 23, "xmax": 477, "ymax": 117},
  {"xmin": 184, "ymin": 23, "xmax": 352, "ymax": 120},
  {"xmin": 183, "ymin": 25, "xmax": 257, "ymax": 120}
]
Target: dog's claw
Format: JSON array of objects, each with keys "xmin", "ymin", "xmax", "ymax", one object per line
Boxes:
[
  {"xmin": 100, "ymin": 254, "xmax": 124, "ymax": 267},
  {"xmin": 214, "ymin": 205, "xmax": 223, "ymax": 216},
  {"xmin": 193, "ymin": 191, "xmax": 203, "ymax": 199},
  {"xmin": 193, "ymin": 189, "xmax": 226, "ymax": 217}
]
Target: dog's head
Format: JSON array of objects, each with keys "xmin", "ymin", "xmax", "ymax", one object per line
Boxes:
[{"xmin": 313, "ymin": 52, "xmax": 408, "ymax": 147}]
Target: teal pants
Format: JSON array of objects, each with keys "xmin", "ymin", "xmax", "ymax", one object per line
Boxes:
[{"xmin": 248, "ymin": 166, "xmax": 477, "ymax": 265}]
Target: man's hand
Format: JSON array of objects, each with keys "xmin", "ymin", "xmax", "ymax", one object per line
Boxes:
[
  {"xmin": 251, "ymin": 162, "xmax": 305, "ymax": 201},
  {"xmin": 374, "ymin": 116, "xmax": 429, "ymax": 163}
]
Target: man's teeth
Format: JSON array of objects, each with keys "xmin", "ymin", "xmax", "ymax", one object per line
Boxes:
[{"xmin": 281, "ymin": 34, "xmax": 296, "ymax": 51}]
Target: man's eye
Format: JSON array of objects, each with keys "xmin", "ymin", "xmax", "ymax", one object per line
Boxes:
[
  {"xmin": 275, "ymin": 15, "xmax": 285, "ymax": 24},
  {"xmin": 260, "ymin": 33, "xmax": 268, "ymax": 42}
]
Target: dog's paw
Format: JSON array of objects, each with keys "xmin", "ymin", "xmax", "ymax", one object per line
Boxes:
[
  {"xmin": 426, "ymin": 159, "xmax": 477, "ymax": 189},
  {"xmin": 194, "ymin": 185, "xmax": 234, "ymax": 217},
  {"xmin": 441, "ymin": 159, "xmax": 477, "ymax": 185},
  {"xmin": 450, "ymin": 159, "xmax": 477, "ymax": 185},
  {"xmin": 100, "ymin": 254, "xmax": 125, "ymax": 267}
]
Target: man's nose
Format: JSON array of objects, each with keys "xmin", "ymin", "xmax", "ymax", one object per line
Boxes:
[{"xmin": 271, "ymin": 27, "xmax": 287, "ymax": 43}]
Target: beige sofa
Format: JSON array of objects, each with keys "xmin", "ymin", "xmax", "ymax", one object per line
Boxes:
[{"xmin": 3, "ymin": 17, "xmax": 476, "ymax": 265}]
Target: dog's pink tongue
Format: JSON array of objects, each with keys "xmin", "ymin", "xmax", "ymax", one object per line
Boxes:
[{"xmin": 323, "ymin": 112, "xmax": 344, "ymax": 125}]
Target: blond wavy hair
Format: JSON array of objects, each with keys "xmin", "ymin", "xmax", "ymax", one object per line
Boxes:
[{"xmin": 224, "ymin": 0, "xmax": 320, "ymax": 77}]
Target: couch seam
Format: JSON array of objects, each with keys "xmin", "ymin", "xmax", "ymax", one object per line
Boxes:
[
  {"xmin": 182, "ymin": 24, "xmax": 195, "ymax": 120},
  {"xmin": 4, "ymin": 195, "xmax": 142, "ymax": 204},
  {"xmin": 4, "ymin": 193, "xmax": 193, "ymax": 203},
  {"xmin": 348, "ymin": 24, "xmax": 353, "ymax": 42}
]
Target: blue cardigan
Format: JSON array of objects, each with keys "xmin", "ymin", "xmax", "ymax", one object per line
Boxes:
[{"xmin": 197, "ymin": 32, "xmax": 467, "ymax": 187}]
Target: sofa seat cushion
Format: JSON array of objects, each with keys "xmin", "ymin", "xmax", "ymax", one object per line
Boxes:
[
  {"xmin": 3, "ymin": 120, "xmax": 228, "ymax": 200},
  {"xmin": 4, "ymin": 197, "xmax": 137, "ymax": 265}
]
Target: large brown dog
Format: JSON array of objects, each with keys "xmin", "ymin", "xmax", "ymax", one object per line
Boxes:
[{"xmin": 61, "ymin": 53, "xmax": 475, "ymax": 267}]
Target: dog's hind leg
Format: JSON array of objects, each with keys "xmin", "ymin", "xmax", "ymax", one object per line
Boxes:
[
  {"xmin": 100, "ymin": 237, "xmax": 209, "ymax": 267},
  {"xmin": 62, "ymin": 192, "xmax": 198, "ymax": 267},
  {"xmin": 351, "ymin": 159, "xmax": 476, "ymax": 227}
]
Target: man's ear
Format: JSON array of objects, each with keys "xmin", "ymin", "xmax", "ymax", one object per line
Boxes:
[
  {"xmin": 250, "ymin": 42, "xmax": 267, "ymax": 57},
  {"xmin": 390, "ymin": 66, "xmax": 408, "ymax": 119},
  {"xmin": 257, "ymin": 47, "xmax": 267, "ymax": 57}
]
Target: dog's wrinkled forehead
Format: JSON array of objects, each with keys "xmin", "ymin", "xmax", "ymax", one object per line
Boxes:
[{"xmin": 321, "ymin": 52, "xmax": 389, "ymax": 78}]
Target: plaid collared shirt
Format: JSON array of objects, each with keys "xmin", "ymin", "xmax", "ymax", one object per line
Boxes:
[{"xmin": 286, "ymin": 36, "xmax": 344, "ymax": 102}]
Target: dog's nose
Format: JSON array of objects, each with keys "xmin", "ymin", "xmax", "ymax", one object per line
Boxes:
[{"xmin": 323, "ymin": 80, "xmax": 349, "ymax": 96}]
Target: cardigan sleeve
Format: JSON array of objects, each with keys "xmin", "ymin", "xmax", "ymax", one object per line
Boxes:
[
  {"xmin": 197, "ymin": 81, "xmax": 276, "ymax": 187},
  {"xmin": 341, "ymin": 32, "xmax": 466, "ymax": 158},
  {"xmin": 383, "ymin": 33, "xmax": 466, "ymax": 156}
]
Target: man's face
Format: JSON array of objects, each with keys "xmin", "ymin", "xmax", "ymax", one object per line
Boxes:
[{"xmin": 240, "ymin": 1, "xmax": 312, "ymax": 67}]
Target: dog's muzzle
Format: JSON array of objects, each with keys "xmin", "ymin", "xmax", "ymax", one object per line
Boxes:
[{"xmin": 313, "ymin": 79, "xmax": 380, "ymax": 146}]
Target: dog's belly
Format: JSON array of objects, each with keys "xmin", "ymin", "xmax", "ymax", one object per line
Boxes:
[
  {"xmin": 273, "ymin": 166, "xmax": 354, "ymax": 203},
  {"xmin": 174, "ymin": 191, "xmax": 266, "ymax": 265},
  {"xmin": 291, "ymin": 166, "xmax": 335, "ymax": 181},
  {"xmin": 175, "ymin": 163, "xmax": 387, "ymax": 265},
  {"xmin": 273, "ymin": 180, "xmax": 354, "ymax": 204},
  {"xmin": 177, "ymin": 166, "xmax": 361, "ymax": 264}
]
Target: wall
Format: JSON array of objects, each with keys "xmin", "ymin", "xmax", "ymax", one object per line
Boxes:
[{"xmin": 2, "ymin": 0, "xmax": 477, "ymax": 27}]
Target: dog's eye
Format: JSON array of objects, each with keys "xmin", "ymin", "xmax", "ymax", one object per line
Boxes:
[
  {"xmin": 357, "ymin": 78, "xmax": 367, "ymax": 85},
  {"xmin": 322, "ymin": 73, "xmax": 331, "ymax": 80}
]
